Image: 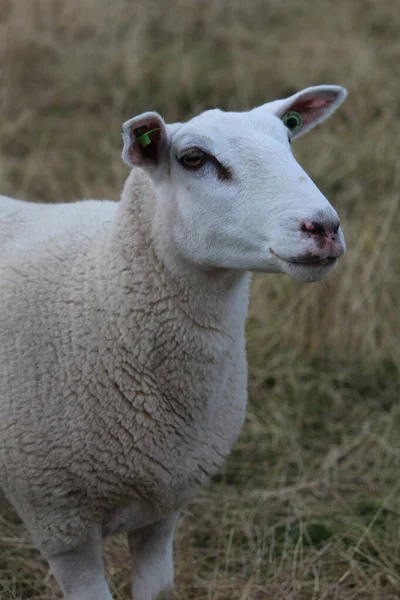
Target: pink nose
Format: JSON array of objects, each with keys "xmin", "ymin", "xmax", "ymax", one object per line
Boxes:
[{"xmin": 301, "ymin": 219, "xmax": 340, "ymax": 239}]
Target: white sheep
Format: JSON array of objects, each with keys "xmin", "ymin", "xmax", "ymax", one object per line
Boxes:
[{"xmin": 0, "ymin": 84, "xmax": 347, "ymax": 600}]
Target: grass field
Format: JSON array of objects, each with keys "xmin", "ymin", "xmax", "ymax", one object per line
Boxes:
[{"xmin": 0, "ymin": 0, "xmax": 399, "ymax": 598}]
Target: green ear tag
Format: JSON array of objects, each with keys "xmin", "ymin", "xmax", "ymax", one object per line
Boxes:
[
  {"xmin": 136, "ymin": 128, "xmax": 160, "ymax": 148},
  {"xmin": 282, "ymin": 111, "xmax": 303, "ymax": 133}
]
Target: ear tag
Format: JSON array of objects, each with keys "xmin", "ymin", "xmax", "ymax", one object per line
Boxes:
[
  {"xmin": 282, "ymin": 111, "xmax": 303, "ymax": 133},
  {"xmin": 136, "ymin": 128, "xmax": 160, "ymax": 148}
]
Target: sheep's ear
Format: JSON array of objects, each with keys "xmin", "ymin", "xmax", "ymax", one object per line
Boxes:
[
  {"xmin": 121, "ymin": 111, "xmax": 168, "ymax": 170},
  {"xmin": 264, "ymin": 85, "xmax": 347, "ymax": 139}
]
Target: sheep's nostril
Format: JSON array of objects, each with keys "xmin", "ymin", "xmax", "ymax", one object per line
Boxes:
[
  {"xmin": 301, "ymin": 219, "xmax": 340, "ymax": 237},
  {"xmin": 301, "ymin": 220, "xmax": 326, "ymax": 236}
]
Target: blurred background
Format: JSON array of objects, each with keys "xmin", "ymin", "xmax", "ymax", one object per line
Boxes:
[{"xmin": 0, "ymin": 0, "xmax": 399, "ymax": 598}]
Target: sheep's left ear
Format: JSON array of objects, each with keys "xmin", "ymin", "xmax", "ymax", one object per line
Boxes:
[
  {"xmin": 122, "ymin": 111, "xmax": 168, "ymax": 170},
  {"xmin": 264, "ymin": 85, "xmax": 347, "ymax": 139}
]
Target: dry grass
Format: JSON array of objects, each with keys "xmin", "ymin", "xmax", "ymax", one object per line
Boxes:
[{"xmin": 0, "ymin": 0, "xmax": 399, "ymax": 598}]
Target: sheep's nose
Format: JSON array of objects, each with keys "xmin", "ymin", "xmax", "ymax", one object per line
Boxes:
[{"xmin": 301, "ymin": 219, "xmax": 340, "ymax": 239}]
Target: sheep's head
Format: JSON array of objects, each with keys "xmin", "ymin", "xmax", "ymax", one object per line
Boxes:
[{"xmin": 122, "ymin": 85, "xmax": 347, "ymax": 282}]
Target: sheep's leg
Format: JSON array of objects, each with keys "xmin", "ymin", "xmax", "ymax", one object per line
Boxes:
[
  {"xmin": 46, "ymin": 531, "xmax": 112, "ymax": 600},
  {"xmin": 128, "ymin": 511, "xmax": 180, "ymax": 600}
]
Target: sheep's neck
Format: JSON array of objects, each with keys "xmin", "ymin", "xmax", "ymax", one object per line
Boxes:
[
  {"xmin": 91, "ymin": 170, "xmax": 251, "ymax": 422},
  {"xmin": 108, "ymin": 169, "xmax": 252, "ymax": 335}
]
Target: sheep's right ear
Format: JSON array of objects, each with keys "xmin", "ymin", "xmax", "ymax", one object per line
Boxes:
[{"xmin": 122, "ymin": 112, "xmax": 168, "ymax": 170}]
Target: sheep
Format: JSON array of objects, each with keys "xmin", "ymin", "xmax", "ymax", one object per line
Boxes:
[{"xmin": 0, "ymin": 84, "xmax": 347, "ymax": 600}]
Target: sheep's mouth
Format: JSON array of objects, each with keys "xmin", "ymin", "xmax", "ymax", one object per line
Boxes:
[
  {"xmin": 288, "ymin": 256, "xmax": 337, "ymax": 267},
  {"xmin": 270, "ymin": 248, "xmax": 337, "ymax": 268}
]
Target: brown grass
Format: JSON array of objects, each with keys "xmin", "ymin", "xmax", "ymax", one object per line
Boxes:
[{"xmin": 0, "ymin": 0, "xmax": 399, "ymax": 598}]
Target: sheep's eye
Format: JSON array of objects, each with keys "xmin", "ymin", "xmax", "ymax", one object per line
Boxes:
[
  {"xmin": 179, "ymin": 151, "xmax": 206, "ymax": 169},
  {"xmin": 282, "ymin": 111, "xmax": 303, "ymax": 133}
]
